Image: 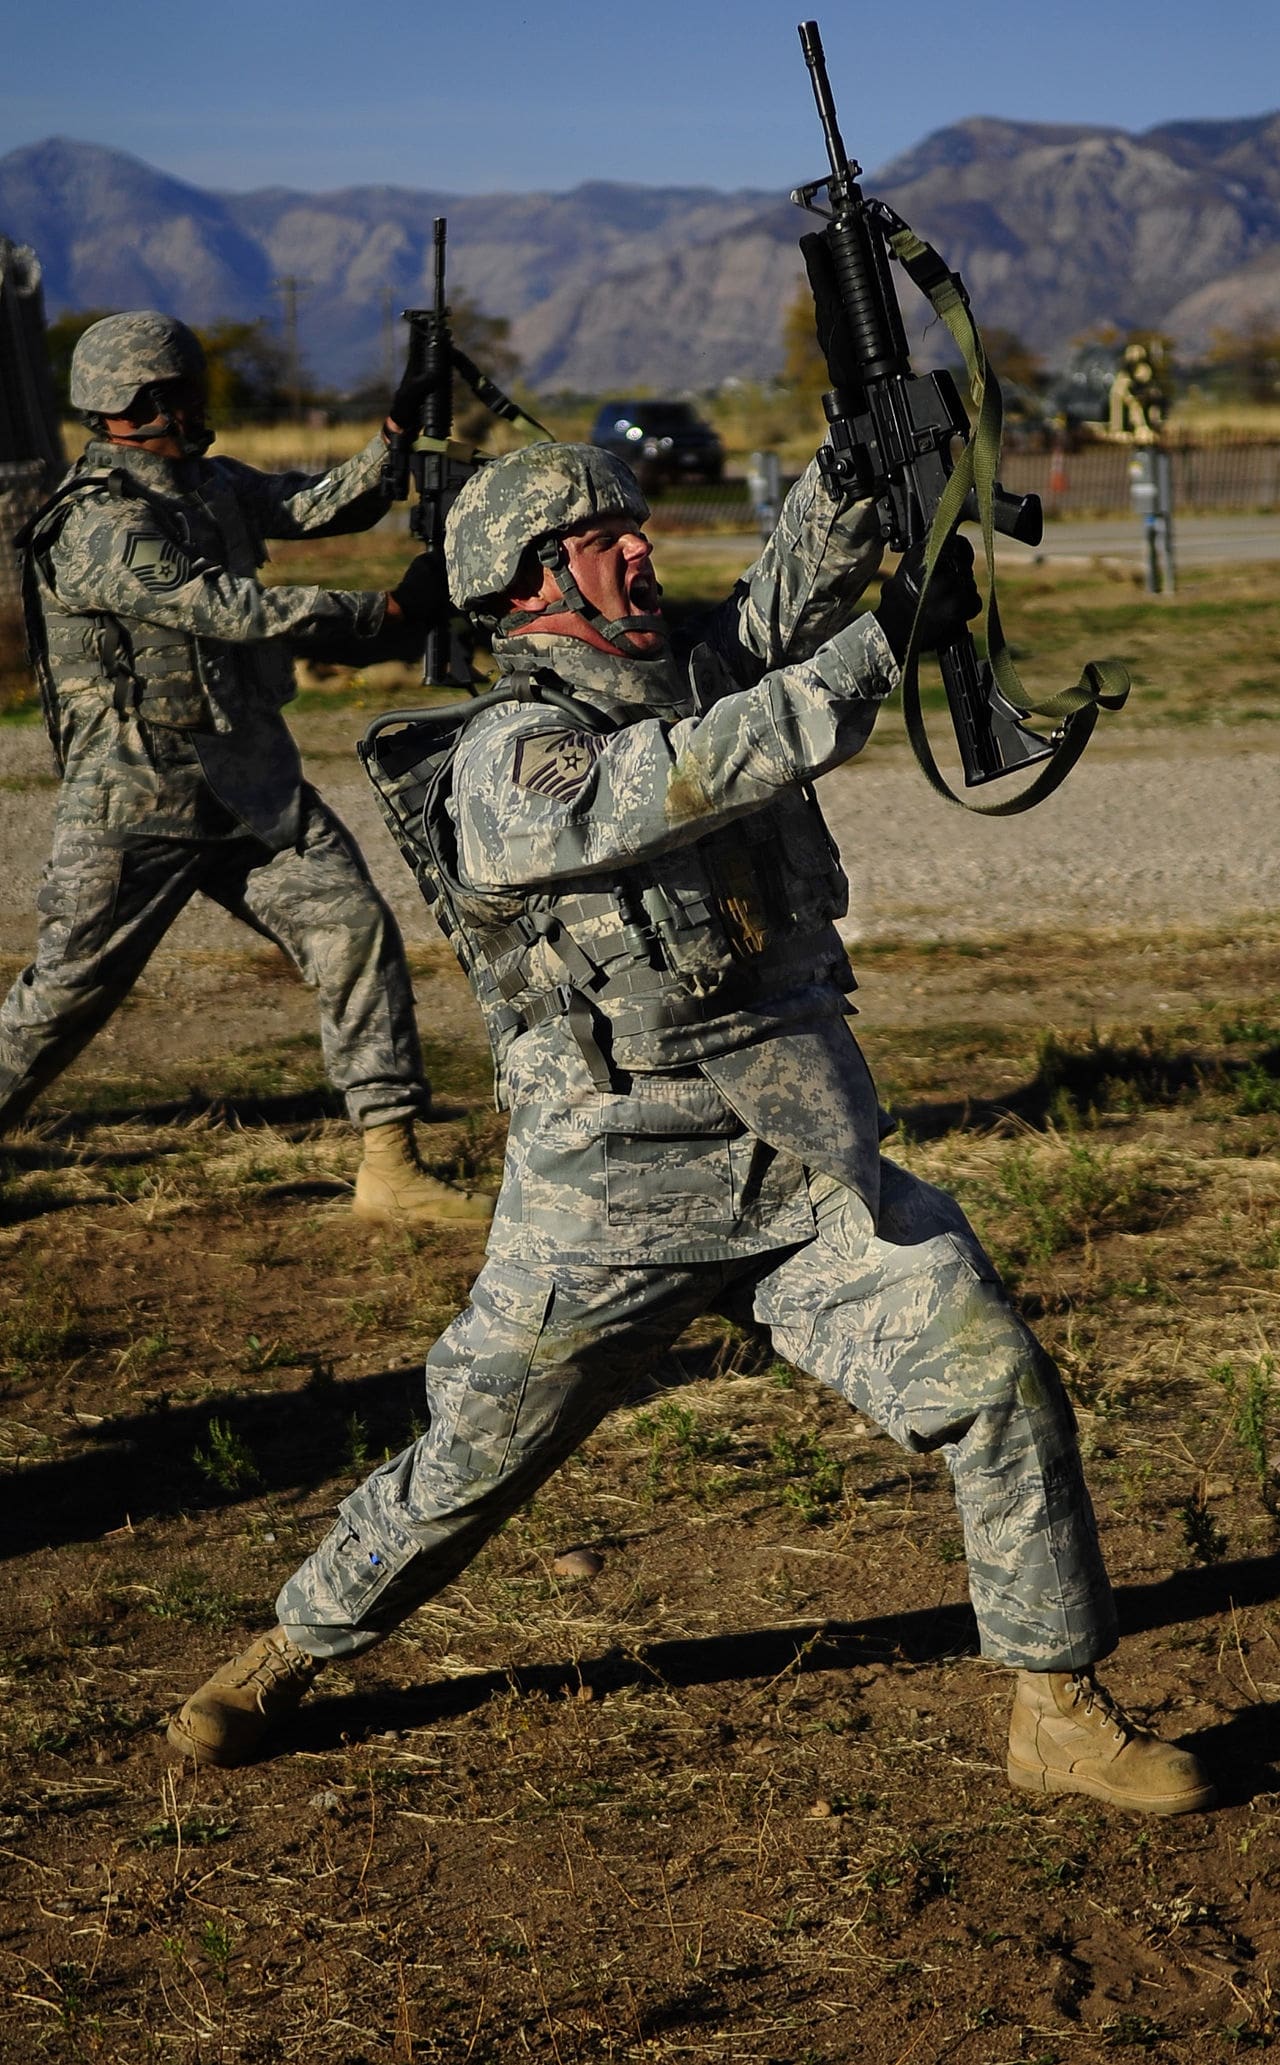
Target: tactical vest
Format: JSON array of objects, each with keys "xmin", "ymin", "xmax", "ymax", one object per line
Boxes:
[
  {"xmin": 18, "ymin": 462, "xmax": 292, "ymax": 766},
  {"xmin": 361, "ymin": 662, "xmax": 856, "ymax": 1100}
]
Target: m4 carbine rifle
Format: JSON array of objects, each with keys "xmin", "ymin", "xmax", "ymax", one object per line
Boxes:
[
  {"xmin": 387, "ymin": 217, "xmax": 550, "ymax": 689},
  {"xmin": 794, "ymin": 19, "xmax": 1128, "ymax": 813}
]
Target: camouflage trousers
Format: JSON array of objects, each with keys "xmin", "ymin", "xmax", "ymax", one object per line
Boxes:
[
  {"xmin": 277, "ymin": 1161, "xmax": 1117, "ymax": 1671},
  {"xmin": 0, "ymin": 786, "xmax": 428, "ymax": 1132}
]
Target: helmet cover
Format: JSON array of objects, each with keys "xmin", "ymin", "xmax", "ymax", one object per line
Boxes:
[
  {"xmin": 445, "ymin": 442, "xmax": 648, "ymax": 610},
  {"xmin": 69, "ymin": 310, "xmax": 207, "ymax": 415}
]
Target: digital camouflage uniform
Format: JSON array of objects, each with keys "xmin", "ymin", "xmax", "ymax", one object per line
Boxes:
[
  {"xmin": 0, "ymin": 428, "xmax": 428, "ymax": 1131},
  {"xmin": 277, "ymin": 458, "xmax": 1117, "ymax": 1675}
]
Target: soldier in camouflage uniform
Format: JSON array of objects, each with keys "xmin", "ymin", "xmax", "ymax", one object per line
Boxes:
[
  {"xmin": 171, "ymin": 444, "xmax": 1214, "ymax": 1816},
  {"xmin": 0, "ymin": 310, "xmax": 489, "ymax": 1223}
]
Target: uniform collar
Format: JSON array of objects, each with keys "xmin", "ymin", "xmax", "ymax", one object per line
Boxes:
[
  {"xmin": 81, "ymin": 439, "xmax": 205, "ymax": 496},
  {"xmin": 493, "ymin": 632, "xmax": 691, "ymax": 719}
]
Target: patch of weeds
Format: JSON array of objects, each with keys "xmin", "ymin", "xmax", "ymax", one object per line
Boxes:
[
  {"xmin": 0, "ymin": 1268, "xmax": 87, "ymax": 1380},
  {"xmin": 1102, "ymin": 2011, "xmax": 1166, "ymax": 2048},
  {"xmin": 144, "ymin": 1566, "xmax": 244, "ymax": 1627},
  {"xmin": 192, "ymin": 1415, "xmax": 261, "ymax": 1494},
  {"xmin": 634, "ymin": 1398, "xmax": 733, "ymax": 1494},
  {"xmin": 770, "ymin": 1429, "xmax": 845, "ymax": 1523},
  {"xmin": 243, "ymin": 1334, "xmax": 294, "ymax": 1372},
  {"xmin": 46, "ymin": 1959, "xmax": 94, "ymax": 2031},
  {"xmin": 1212, "ymin": 1356, "xmax": 1278, "ymax": 1514},
  {"xmin": 1179, "ymin": 1492, "xmax": 1230, "ymax": 1565},
  {"xmin": 346, "ymin": 1411, "xmax": 371, "ymax": 1470},
  {"xmin": 198, "ymin": 1917, "xmax": 235, "ymax": 1981},
  {"xmin": 138, "ymin": 1810, "xmax": 238, "ymax": 1849},
  {"xmin": 989, "ymin": 1140, "xmax": 1168, "ymax": 1264}
]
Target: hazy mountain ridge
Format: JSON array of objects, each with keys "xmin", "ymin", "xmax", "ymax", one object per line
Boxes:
[{"xmin": 2, "ymin": 119, "xmax": 1278, "ymax": 392}]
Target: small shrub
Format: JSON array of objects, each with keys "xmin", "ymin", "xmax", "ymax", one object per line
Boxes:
[
  {"xmin": 192, "ymin": 1416, "xmax": 261, "ymax": 1494},
  {"xmin": 771, "ymin": 1430, "xmax": 844, "ymax": 1523},
  {"xmin": 992, "ymin": 1140, "xmax": 1166, "ymax": 1263},
  {"xmin": 1179, "ymin": 1494, "xmax": 1229, "ymax": 1565}
]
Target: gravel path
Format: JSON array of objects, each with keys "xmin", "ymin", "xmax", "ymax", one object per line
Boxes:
[{"xmin": 1, "ymin": 716, "xmax": 1276, "ymax": 965}]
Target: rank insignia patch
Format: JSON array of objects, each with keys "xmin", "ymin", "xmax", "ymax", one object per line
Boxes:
[
  {"xmin": 512, "ymin": 730, "xmax": 604, "ymax": 800},
  {"xmin": 122, "ymin": 529, "xmax": 191, "ymax": 595}
]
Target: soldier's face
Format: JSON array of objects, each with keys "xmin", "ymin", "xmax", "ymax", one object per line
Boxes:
[{"xmin": 510, "ymin": 515, "xmax": 664, "ymax": 654}]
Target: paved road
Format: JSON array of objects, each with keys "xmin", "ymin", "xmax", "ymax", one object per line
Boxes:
[
  {"xmin": 1000, "ymin": 512, "xmax": 1280, "ymax": 568},
  {"xmin": 659, "ymin": 513, "xmax": 1280, "ymax": 569}
]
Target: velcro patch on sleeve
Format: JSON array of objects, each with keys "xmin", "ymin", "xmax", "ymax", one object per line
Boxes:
[
  {"xmin": 511, "ymin": 729, "xmax": 604, "ymax": 800},
  {"xmin": 122, "ymin": 528, "xmax": 193, "ymax": 595}
]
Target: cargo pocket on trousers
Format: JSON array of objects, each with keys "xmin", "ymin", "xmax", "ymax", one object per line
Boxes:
[
  {"xmin": 313, "ymin": 1495, "xmax": 425, "ymax": 1623},
  {"xmin": 37, "ymin": 844, "xmax": 125, "ymax": 964},
  {"xmin": 603, "ymin": 1133, "xmax": 736, "ymax": 1242}
]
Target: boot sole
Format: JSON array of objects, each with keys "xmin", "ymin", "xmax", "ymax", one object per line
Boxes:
[
  {"xmin": 1007, "ymin": 1752, "xmax": 1217, "ymax": 1816},
  {"xmin": 351, "ymin": 1196, "xmax": 492, "ymax": 1226}
]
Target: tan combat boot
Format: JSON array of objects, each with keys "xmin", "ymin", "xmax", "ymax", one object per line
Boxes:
[
  {"xmin": 353, "ymin": 1119, "xmax": 493, "ymax": 1225},
  {"xmin": 1008, "ymin": 1668, "xmax": 1216, "ymax": 1816},
  {"xmin": 167, "ymin": 1626, "xmax": 323, "ymax": 1767}
]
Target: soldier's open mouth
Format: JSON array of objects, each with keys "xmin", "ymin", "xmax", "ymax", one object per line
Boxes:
[{"xmin": 628, "ymin": 571, "xmax": 662, "ymax": 613}]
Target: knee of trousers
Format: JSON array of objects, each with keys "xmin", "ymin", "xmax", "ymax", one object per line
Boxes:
[{"xmin": 898, "ymin": 1261, "xmax": 1076, "ymax": 1461}]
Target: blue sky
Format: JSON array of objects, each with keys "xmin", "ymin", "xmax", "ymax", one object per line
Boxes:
[{"xmin": 2, "ymin": 0, "xmax": 1274, "ymax": 194}]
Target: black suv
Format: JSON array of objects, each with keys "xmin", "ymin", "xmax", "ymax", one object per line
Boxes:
[{"xmin": 588, "ymin": 399, "xmax": 724, "ymax": 490}]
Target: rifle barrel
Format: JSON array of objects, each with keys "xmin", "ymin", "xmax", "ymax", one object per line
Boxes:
[
  {"xmin": 798, "ymin": 20, "xmax": 858, "ymax": 186},
  {"xmin": 432, "ymin": 216, "xmax": 446, "ymax": 309}
]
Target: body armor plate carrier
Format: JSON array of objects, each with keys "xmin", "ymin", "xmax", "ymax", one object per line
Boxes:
[{"xmin": 359, "ymin": 667, "xmax": 856, "ymax": 1099}]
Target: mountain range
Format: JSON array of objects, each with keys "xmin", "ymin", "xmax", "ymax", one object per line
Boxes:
[{"xmin": 2, "ymin": 119, "xmax": 1279, "ymax": 393}]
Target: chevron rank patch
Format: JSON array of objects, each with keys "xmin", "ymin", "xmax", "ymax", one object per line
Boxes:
[
  {"xmin": 511, "ymin": 729, "xmax": 604, "ymax": 800},
  {"xmin": 122, "ymin": 528, "xmax": 192, "ymax": 595}
]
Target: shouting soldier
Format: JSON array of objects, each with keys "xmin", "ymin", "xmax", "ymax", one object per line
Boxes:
[{"xmin": 171, "ymin": 442, "xmax": 1213, "ymax": 1819}]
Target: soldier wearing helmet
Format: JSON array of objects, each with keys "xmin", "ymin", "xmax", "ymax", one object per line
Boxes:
[
  {"xmin": 0, "ymin": 308, "xmax": 487, "ymax": 1226},
  {"xmin": 171, "ymin": 441, "xmax": 1214, "ymax": 1822}
]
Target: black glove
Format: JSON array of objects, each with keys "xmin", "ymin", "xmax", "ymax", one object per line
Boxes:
[
  {"xmin": 389, "ymin": 347, "xmax": 445, "ymax": 436},
  {"xmin": 873, "ymin": 535, "xmax": 982, "ymax": 663},
  {"xmin": 388, "ymin": 550, "xmax": 450, "ymax": 628}
]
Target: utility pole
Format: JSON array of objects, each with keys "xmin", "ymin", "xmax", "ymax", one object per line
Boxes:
[{"xmin": 271, "ymin": 275, "xmax": 312, "ymax": 421}]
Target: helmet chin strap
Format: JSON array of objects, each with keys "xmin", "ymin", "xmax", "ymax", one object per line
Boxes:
[{"xmin": 496, "ymin": 534, "xmax": 667, "ymax": 655}]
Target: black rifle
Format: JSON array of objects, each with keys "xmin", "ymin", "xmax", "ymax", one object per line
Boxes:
[
  {"xmin": 387, "ymin": 217, "xmax": 551, "ymax": 690},
  {"xmin": 794, "ymin": 20, "xmax": 1071, "ymax": 792}
]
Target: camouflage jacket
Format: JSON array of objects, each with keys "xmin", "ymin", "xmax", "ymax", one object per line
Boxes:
[
  {"xmin": 448, "ymin": 464, "xmax": 899, "ymax": 1265},
  {"xmin": 27, "ymin": 433, "xmax": 393, "ymax": 847}
]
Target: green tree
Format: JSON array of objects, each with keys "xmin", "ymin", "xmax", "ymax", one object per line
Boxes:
[
  {"xmin": 198, "ymin": 320, "xmax": 289, "ymax": 417},
  {"xmin": 1206, "ymin": 319, "xmax": 1280, "ymax": 404},
  {"xmin": 781, "ymin": 282, "xmax": 828, "ymax": 402}
]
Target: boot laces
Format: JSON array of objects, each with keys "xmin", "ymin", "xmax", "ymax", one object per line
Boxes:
[
  {"xmin": 1069, "ymin": 1670, "xmax": 1140, "ymax": 1744},
  {"xmin": 240, "ymin": 1638, "xmax": 315, "ymax": 1701}
]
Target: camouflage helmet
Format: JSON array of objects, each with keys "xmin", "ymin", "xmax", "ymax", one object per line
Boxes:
[
  {"xmin": 445, "ymin": 442, "xmax": 649, "ymax": 611},
  {"xmin": 69, "ymin": 310, "xmax": 206, "ymax": 415}
]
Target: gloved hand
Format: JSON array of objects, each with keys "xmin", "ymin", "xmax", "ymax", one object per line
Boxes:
[
  {"xmin": 388, "ymin": 348, "xmax": 444, "ymax": 436},
  {"xmin": 386, "ymin": 550, "xmax": 450, "ymax": 626},
  {"xmin": 873, "ymin": 535, "xmax": 982, "ymax": 662}
]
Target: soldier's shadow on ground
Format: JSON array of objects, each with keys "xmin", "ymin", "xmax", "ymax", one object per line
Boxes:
[
  {"xmin": 295, "ymin": 1605, "xmax": 1280, "ymax": 1804},
  {"xmin": 6, "ymin": 1335, "xmax": 1279, "ymax": 1798},
  {"xmin": 893, "ymin": 1034, "xmax": 1279, "ymax": 1143}
]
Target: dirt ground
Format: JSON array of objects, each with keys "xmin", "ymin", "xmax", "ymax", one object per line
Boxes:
[{"xmin": 1, "ymin": 694, "xmax": 1278, "ymax": 2065}]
